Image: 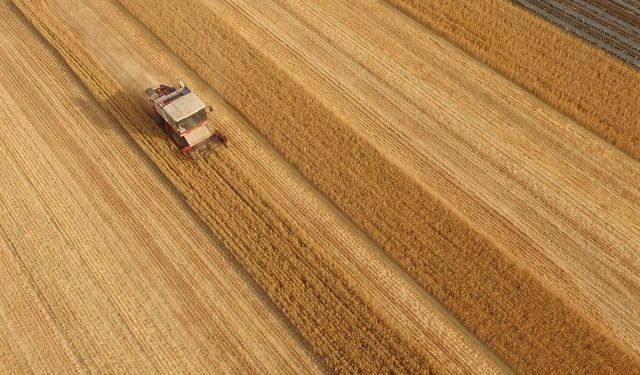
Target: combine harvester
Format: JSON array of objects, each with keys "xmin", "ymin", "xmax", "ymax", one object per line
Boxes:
[{"xmin": 146, "ymin": 82, "xmax": 227, "ymax": 160}]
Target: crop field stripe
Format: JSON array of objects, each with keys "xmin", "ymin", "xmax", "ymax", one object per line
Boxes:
[
  {"xmin": 113, "ymin": 0, "xmax": 640, "ymax": 373},
  {"xmin": 9, "ymin": 1, "xmax": 449, "ymax": 373},
  {"xmin": 385, "ymin": 0, "xmax": 640, "ymax": 162}
]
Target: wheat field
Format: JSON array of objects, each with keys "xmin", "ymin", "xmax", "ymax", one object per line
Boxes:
[{"xmin": 3, "ymin": 0, "xmax": 640, "ymax": 373}]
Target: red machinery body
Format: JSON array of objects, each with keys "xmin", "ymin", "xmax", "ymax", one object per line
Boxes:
[{"xmin": 146, "ymin": 82, "xmax": 227, "ymax": 159}]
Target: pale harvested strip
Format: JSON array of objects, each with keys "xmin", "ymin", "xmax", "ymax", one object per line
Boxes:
[
  {"xmin": 117, "ymin": 0, "xmax": 640, "ymax": 373},
  {"xmin": 386, "ymin": 0, "xmax": 640, "ymax": 161},
  {"xmin": 0, "ymin": 54, "xmax": 156, "ymax": 375},
  {"xmin": 512, "ymin": 0, "xmax": 640, "ymax": 68},
  {"xmin": 0, "ymin": 2, "xmax": 323, "ymax": 373},
  {"xmin": 0, "ymin": 236, "xmax": 82, "ymax": 374},
  {"xmin": 0, "ymin": 321, "xmax": 29, "ymax": 374},
  {"xmin": 9, "ymin": 0, "xmax": 509, "ymax": 372}
]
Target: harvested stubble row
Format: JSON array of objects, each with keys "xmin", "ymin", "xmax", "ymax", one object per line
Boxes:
[
  {"xmin": 386, "ymin": 0, "xmax": 640, "ymax": 161},
  {"xmin": 115, "ymin": 0, "xmax": 640, "ymax": 374},
  {"xmin": 11, "ymin": 0, "xmax": 446, "ymax": 373}
]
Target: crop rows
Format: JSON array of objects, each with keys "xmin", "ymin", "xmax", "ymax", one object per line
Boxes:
[
  {"xmin": 386, "ymin": 0, "xmax": 640, "ymax": 161},
  {"xmin": 115, "ymin": 0, "xmax": 640, "ymax": 373},
  {"xmin": 10, "ymin": 0, "xmax": 445, "ymax": 373}
]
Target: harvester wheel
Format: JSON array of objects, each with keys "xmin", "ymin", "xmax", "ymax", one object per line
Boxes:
[{"xmin": 152, "ymin": 112, "xmax": 164, "ymax": 126}]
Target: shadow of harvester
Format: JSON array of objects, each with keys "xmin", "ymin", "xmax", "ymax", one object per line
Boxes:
[{"xmin": 71, "ymin": 89, "xmax": 179, "ymax": 157}]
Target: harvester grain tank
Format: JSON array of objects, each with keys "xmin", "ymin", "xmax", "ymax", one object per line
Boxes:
[{"xmin": 146, "ymin": 82, "xmax": 227, "ymax": 159}]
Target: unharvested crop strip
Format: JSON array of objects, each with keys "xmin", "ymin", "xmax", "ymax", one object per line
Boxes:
[
  {"xmin": 10, "ymin": 0, "xmax": 447, "ymax": 373},
  {"xmin": 116, "ymin": 0, "xmax": 640, "ymax": 373},
  {"xmin": 385, "ymin": 0, "xmax": 640, "ymax": 161}
]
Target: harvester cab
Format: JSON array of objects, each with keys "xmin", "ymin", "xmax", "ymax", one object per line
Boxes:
[{"xmin": 146, "ymin": 82, "xmax": 227, "ymax": 160}]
